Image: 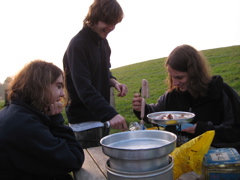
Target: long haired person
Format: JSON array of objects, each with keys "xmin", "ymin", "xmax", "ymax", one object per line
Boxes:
[
  {"xmin": 132, "ymin": 44, "xmax": 240, "ymax": 151},
  {"xmin": 0, "ymin": 60, "xmax": 84, "ymax": 180}
]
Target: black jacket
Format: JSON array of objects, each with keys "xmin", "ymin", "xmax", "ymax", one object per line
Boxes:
[
  {"xmin": 134, "ymin": 75, "xmax": 240, "ymax": 149},
  {"xmin": 63, "ymin": 26, "xmax": 118, "ymax": 124},
  {"xmin": 0, "ymin": 100, "xmax": 84, "ymax": 179}
]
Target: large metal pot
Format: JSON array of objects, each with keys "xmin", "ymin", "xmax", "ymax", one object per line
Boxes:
[{"xmin": 100, "ymin": 130, "xmax": 176, "ymax": 172}]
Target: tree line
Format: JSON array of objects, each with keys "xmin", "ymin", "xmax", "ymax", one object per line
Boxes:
[{"xmin": 0, "ymin": 77, "xmax": 12, "ymax": 104}]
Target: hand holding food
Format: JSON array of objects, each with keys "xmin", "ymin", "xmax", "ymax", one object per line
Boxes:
[{"xmin": 132, "ymin": 93, "xmax": 142, "ymax": 111}]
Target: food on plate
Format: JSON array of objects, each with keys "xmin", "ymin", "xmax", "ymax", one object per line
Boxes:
[
  {"xmin": 156, "ymin": 113, "xmax": 175, "ymax": 120},
  {"xmin": 155, "ymin": 113, "xmax": 185, "ymax": 120}
]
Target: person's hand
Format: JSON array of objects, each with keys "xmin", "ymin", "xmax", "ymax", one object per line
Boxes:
[
  {"xmin": 109, "ymin": 114, "xmax": 128, "ymax": 131},
  {"xmin": 132, "ymin": 93, "xmax": 143, "ymax": 111},
  {"xmin": 115, "ymin": 83, "xmax": 128, "ymax": 97},
  {"xmin": 44, "ymin": 101, "xmax": 63, "ymax": 116},
  {"xmin": 181, "ymin": 124, "xmax": 196, "ymax": 134}
]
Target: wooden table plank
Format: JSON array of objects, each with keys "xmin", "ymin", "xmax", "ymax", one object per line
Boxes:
[
  {"xmin": 87, "ymin": 146, "xmax": 108, "ymax": 177},
  {"xmin": 73, "ymin": 148, "xmax": 107, "ymax": 180}
]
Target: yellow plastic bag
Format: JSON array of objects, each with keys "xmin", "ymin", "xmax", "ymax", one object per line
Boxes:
[{"xmin": 171, "ymin": 130, "xmax": 215, "ymax": 180}]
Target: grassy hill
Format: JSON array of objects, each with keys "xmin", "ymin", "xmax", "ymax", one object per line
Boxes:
[{"xmin": 110, "ymin": 45, "xmax": 240, "ymax": 133}]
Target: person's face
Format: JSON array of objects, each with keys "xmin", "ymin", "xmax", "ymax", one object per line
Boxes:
[
  {"xmin": 50, "ymin": 75, "xmax": 64, "ymax": 104},
  {"xmin": 167, "ymin": 65, "xmax": 189, "ymax": 92},
  {"xmin": 92, "ymin": 21, "xmax": 116, "ymax": 39}
]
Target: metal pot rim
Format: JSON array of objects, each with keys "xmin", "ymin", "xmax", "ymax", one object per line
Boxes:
[{"xmin": 100, "ymin": 130, "xmax": 177, "ymax": 150}]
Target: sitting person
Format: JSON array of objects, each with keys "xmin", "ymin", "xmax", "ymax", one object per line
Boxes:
[
  {"xmin": 132, "ymin": 44, "xmax": 240, "ymax": 151},
  {"xmin": 0, "ymin": 60, "xmax": 84, "ymax": 180}
]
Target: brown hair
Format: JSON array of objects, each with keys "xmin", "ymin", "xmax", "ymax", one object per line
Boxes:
[
  {"xmin": 165, "ymin": 44, "xmax": 212, "ymax": 98},
  {"xmin": 83, "ymin": 0, "xmax": 124, "ymax": 27},
  {"xmin": 8, "ymin": 60, "xmax": 63, "ymax": 112}
]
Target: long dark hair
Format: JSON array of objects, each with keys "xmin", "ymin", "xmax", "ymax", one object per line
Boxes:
[
  {"xmin": 8, "ymin": 60, "xmax": 63, "ymax": 112},
  {"xmin": 165, "ymin": 44, "xmax": 212, "ymax": 98},
  {"xmin": 83, "ymin": 0, "xmax": 124, "ymax": 27}
]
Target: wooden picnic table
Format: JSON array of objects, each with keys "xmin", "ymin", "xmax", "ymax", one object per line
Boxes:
[{"xmin": 73, "ymin": 146, "xmax": 108, "ymax": 180}]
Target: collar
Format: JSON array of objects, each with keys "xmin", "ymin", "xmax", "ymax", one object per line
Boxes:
[{"xmin": 82, "ymin": 26, "xmax": 103, "ymax": 45}]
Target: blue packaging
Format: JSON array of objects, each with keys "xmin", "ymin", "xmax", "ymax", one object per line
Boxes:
[{"xmin": 203, "ymin": 148, "xmax": 240, "ymax": 180}]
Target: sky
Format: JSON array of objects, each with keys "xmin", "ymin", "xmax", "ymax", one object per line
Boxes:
[{"xmin": 1, "ymin": 0, "xmax": 240, "ymax": 84}]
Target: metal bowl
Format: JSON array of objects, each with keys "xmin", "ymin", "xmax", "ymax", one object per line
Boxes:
[
  {"xmin": 147, "ymin": 111, "xmax": 195, "ymax": 125},
  {"xmin": 100, "ymin": 130, "xmax": 176, "ymax": 172},
  {"xmin": 106, "ymin": 156, "xmax": 173, "ymax": 180}
]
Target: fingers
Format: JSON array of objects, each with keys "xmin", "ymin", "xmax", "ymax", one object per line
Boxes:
[
  {"xmin": 51, "ymin": 102, "xmax": 63, "ymax": 113},
  {"xmin": 116, "ymin": 84, "xmax": 128, "ymax": 97},
  {"xmin": 45, "ymin": 102, "xmax": 63, "ymax": 116},
  {"xmin": 132, "ymin": 93, "xmax": 142, "ymax": 111},
  {"xmin": 122, "ymin": 121, "xmax": 128, "ymax": 131},
  {"xmin": 134, "ymin": 93, "xmax": 140, "ymax": 98},
  {"xmin": 109, "ymin": 115, "xmax": 128, "ymax": 131},
  {"xmin": 112, "ymin": 122, "xmax": 128, "ymax": 131},
  {"xmin": 117, "ymin": 120, "xmax": 128, "ymax": 131}
]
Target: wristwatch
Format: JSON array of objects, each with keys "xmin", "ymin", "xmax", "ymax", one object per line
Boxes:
[{"xmin": 104, "ymin": 121, "xmax": 110, "ymax": 128}]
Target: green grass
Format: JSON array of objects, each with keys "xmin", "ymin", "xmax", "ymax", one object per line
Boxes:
[
  {"xmin": 0, "ymin": 100, "xmax": 4, "ymax": 109},
  {"xmin": 1, "ymin": 45, "xmax": 240, "ymax": 134}
]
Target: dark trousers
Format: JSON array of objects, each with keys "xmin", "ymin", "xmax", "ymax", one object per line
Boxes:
[{"xmin": 74, "ymin": 126, "xmax": 110, "ymax": 149}]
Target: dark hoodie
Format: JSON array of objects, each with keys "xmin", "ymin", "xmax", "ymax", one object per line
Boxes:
[
  {"xmin": 0, "ymin": 99, "xmax": 84, "ymax": 180},
  {"xmin": 63, "ymin": 26, "xmax": 118, "ymax": 124}
]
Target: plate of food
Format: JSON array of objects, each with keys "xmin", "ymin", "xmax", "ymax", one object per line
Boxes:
[{"xmin": 147, "ymin": 111, "xmax": 195, "ymax": 125}]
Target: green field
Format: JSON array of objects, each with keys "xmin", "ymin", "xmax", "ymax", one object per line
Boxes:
[
  {"xmin": 0, "ymin": 100, "xmax": 4, "ymax": 109},
  {"xmin": 1, "ymin": 45, "xmax": 240, "ymax": 134}
]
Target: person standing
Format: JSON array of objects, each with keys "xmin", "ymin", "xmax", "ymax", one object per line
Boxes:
[
  {"xmin": 0, "ymin": 60, "xmax": 84, "ymax": 180},
  {"xmin": 63, "ymin": 0, "xmax": 128, "ymax": 149}
]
